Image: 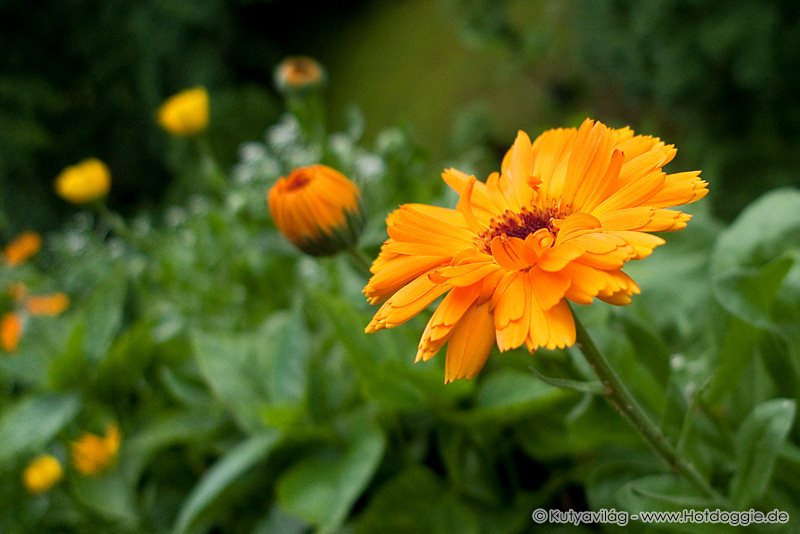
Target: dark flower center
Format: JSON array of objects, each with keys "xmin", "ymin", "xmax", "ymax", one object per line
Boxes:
[{"xmin": 478, "ymin": 206, "xmax": 562, "ymax": 252}]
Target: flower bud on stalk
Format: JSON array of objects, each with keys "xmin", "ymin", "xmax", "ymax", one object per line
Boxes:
[
  {"xmin": 268, "ymin": 164, "xmax": 364, "ymax": 257},
  {"xmin": 274, "ymin": 56, "xmax": 327, "ymax": 146}
]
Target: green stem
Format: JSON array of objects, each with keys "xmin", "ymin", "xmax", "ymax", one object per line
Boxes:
[
  {"xmin": 93, "ymin": 201, "xmax": 132, "ymax": 241},
  {"xmin": 572, "ymin": 311, "xmax": 729, "ymax": 506},
  {"xmin": 346, "ymin": 246, "xmax": 373, "ymax": 279}
]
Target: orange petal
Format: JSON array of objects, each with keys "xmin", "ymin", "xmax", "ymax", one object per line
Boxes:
[{"xmin": 444, "ymin": 301, "xmax": 495, "ymax": 383}]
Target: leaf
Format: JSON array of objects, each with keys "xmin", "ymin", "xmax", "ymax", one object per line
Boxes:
[
  {"xmin": 710, "ymin": 188, "xmax": 800, "ymax": 276},
  {"xmin": 172, "ymin": 432, "xmax": 280, "ymax": 534},
  {"xmin": 82, "ymin": 263, "xmax": 128, "ymax": 362},
  {"xmin": 729, "ymin": 398, "xmax": 796, "ymax": 508},
  {"xmin": 0, "ymin": 393, "xmax": 80, "ymax": 464},
  {"xmin": 462, "ymin": 368, "xmax": 569, "ymax": 424},
  {"xmin": 712, "ymin": 254, "xmax": 794, "ymax": 331},
  {"xmin": 276, "ymin": 411, "xmax": 386, "ymax": 533},
  {"xmin": 191, "ymin": 329, "xmax": 272, "ymax": 432},
  {"xmin": 355, "ymin": 467, "xmax": 481, "ymax": 534},
  {"xmin": 617, "ymin": 474, "xmax": 711, "ymax": 511},
  {"xmin": 261, "ymin": 306, "xmax": 311, "ymax": 404},
  {"xmin": 529, "ymin": 365, "xmax": 604, "ymax": 394},
  {"xmin": 71, "ymin": 468, "xmax": 139, "ymax": 527}
]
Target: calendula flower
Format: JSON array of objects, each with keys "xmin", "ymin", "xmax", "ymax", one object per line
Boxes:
[
  {"xmin": 274, "ymin": 56, "xmax": 327, "ymax": 94},
  {"xmin": 268, "ymin": 164, "xmax": 364, "ymax": 256},
  {"xmin": 55, "ymin": 158, "xmax": 111, "ymax": 204},
  {"xmin": 3, "ymin": 231, "xmax": 42, "ymax": 266},
  {"xmin": 71, "ymin": 423, "xmax": 121, "ymax": 476},
  {"xmin": 1, "ymin": 312, "xmax": 23, "ymax": 352},
  {"xmin": 23, "ymin": 454, "xmax": 63, "ymax": 494},
  {"xmin": 157, "ymin": 87, "xmax": 209, "ymax": 136},
  {"xmin": 24, "ymin": 293, "xmax": 70, "ymax": 316},
  {"xmin": 364, "ymin": 118, "xmax": 707, "ymax": 383}
]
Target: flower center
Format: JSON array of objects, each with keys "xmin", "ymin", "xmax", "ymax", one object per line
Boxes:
[
  {"xmin": 477, "ymin": 206, "xmax": 563, "ymax": 252},
  {"xmin": 285, "ymin": 170, "xmax": 312, "ymax": 191}
]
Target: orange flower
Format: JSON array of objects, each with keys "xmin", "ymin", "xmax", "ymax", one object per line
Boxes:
[
  {"xmin": 268, "ymin": 164, "xmax": 364, "ymax": 256},
  {"xmin": 3, "ymin": 231, "xmax": 41, "ymax": 266},
  {"xmin": 71, "ymin": 423, "xmax": 121, "ymax": 476},
  {"xmin": 364, "ymin": 118, "xmax": 708, "ymax": 383},
  {"xmin": 274, "ymin": 56, "xmax": 326, "ymax": 93},
  {"xmin": 1, "ymin": 312, "xmax": 23, "ymax": 352},
  {"xmin": 23, "ymin": 454, "xmax": 63, "ymax": 494},
  {"xmin": 25, "ymin": 293, "xmax": 70, "ymax": 316},
  {"xmin": 157, "ymin": 87, "xmax": 209, "ymax": 136}
]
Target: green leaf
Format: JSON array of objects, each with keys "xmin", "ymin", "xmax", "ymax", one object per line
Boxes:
[
  {"xmin": 191, "ymin": 328, "xmax": 273, "ymax": 432},
  {"xmin": 125, "ymin": 410, "xmax": 224, "ymax": 481},
  {"xmin": 82, "ymin": 263, "xmax": 128, "ymax": 362},
  {"xmin": 261, "ymin": 306, "xmax": 311, "ymax": 404},
  {"xmin": 712, "ymin": 254, "xmax": 794, "ymax": 331},
  {"xmin": 463, "ymin": 368, "xmax": 569, "ymax": 424},
  {"xmin": 71, "ymin": 468, "xmax": 139, "ymax": 527},
  {"xmin": 172, "ymin": 432, "xmax": 280, "ymax": 534},
  {"xmin": 313, "ymin": 292, "xmax": 431, "ymax": 411},
  {"xmin": 710, "ymin": 188, "xmax": 800, "ymax": 276},
  {"xmin": 355, "ymin": 467, "xmax": 481, "ymax": 534},
  {"xmin": 276, "ymin": 411, "xmax": 386, "ymax": 533},
  {"xmin": 617, "ymin": 474, "xmax": 711, "ymax": 511},
  {"xmin": 729, "ymin": 398, "xmax": 796, "ymax": 508},
  {"xmin": 0, "ymin": 393, "xmax": 80, "ymax": 464}
]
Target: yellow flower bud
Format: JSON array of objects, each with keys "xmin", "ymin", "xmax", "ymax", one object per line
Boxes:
[
  {"xmin": 3, "ymin": 231, "xmax": 42, "ymax": 266},
  {"xmin": 55, "ymin": 158, "xmax": 111, "ymax": 204},
  {"xmin": 23, "ymin": 454, "xmax": 63, "ymax": 494},
  {"xmin": 71, "ymin": 423, "xmax": 121, "ymax": 476},
  {"xmin": 157, "ymin": 87, "xmax": 209, "ymax": 136},
  {"xmin": 268, "ymin": 164, "xmax": 364, "ymax": 256}
]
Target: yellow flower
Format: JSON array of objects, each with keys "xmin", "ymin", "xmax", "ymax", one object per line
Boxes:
[
  {"xmin": 364, "ymin": 118, "xmax": 708, "ymax": 383},
  {"xmin": 157, "ymin": 87, "xmax": 209, "ymax": 136},
  {"xmin": 1, "ymin": 312, "xmax": 22, "ymax": 353},
  {"xmin": 24, "ymin": 293, "xmax": 70, "ymax": 316},
  {"xmin": 55, "ymin": 158, "xmax": 111, "ymax": 204},
  {"xmin": 268, "ymin": 164, "xmax": 364, "ymax": 256},
  {"xmin": 23, "ymin": 454, "xmax": 63, "ymax": 494},
  {"xmin": 3, "ymin": 231, "xmax": 41, "ymax": 266},
  {"xmin": 71, "ymin": 423, "xmax": 121, "ymax": 475}
]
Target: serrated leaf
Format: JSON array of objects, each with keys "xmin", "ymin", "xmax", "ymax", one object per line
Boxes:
[{"xmin": 729, "ymin": 398, "xmax": 796, "ymax": 508}]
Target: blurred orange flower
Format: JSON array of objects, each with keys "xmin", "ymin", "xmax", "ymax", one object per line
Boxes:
[
  {"xmin": 1, "ymin": 312, "xmax": 22, "ymax": 353},
  {"xmin": 25, "ymin": 293, "xmax": 70, "ymax": 316},
  {"xmin": 157, "ymin": 87, "xmax": 209, "ymax": 136},
  {"xmin": 3, "ymin": 231, "xmax": 41, "ymax": 266},
  {"xmin": 364, "ymin": 118, "xmax": 708, "ymax": 383},
  {"xmin": 71, "ymin": 423, "xmax": 121, "ymax": 476},
  {"xmin": 268, "ymin": 164, "xmax": 364, "ymax": 256}
]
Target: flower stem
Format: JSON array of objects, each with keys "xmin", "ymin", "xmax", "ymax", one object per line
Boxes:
[
  {"xmin": 346, "ymin": 246, "xmax": 373, "ymax": 279},
  {"xmin": 572, "ymin": 311, "xmax": 728, "ymax": 506}
]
